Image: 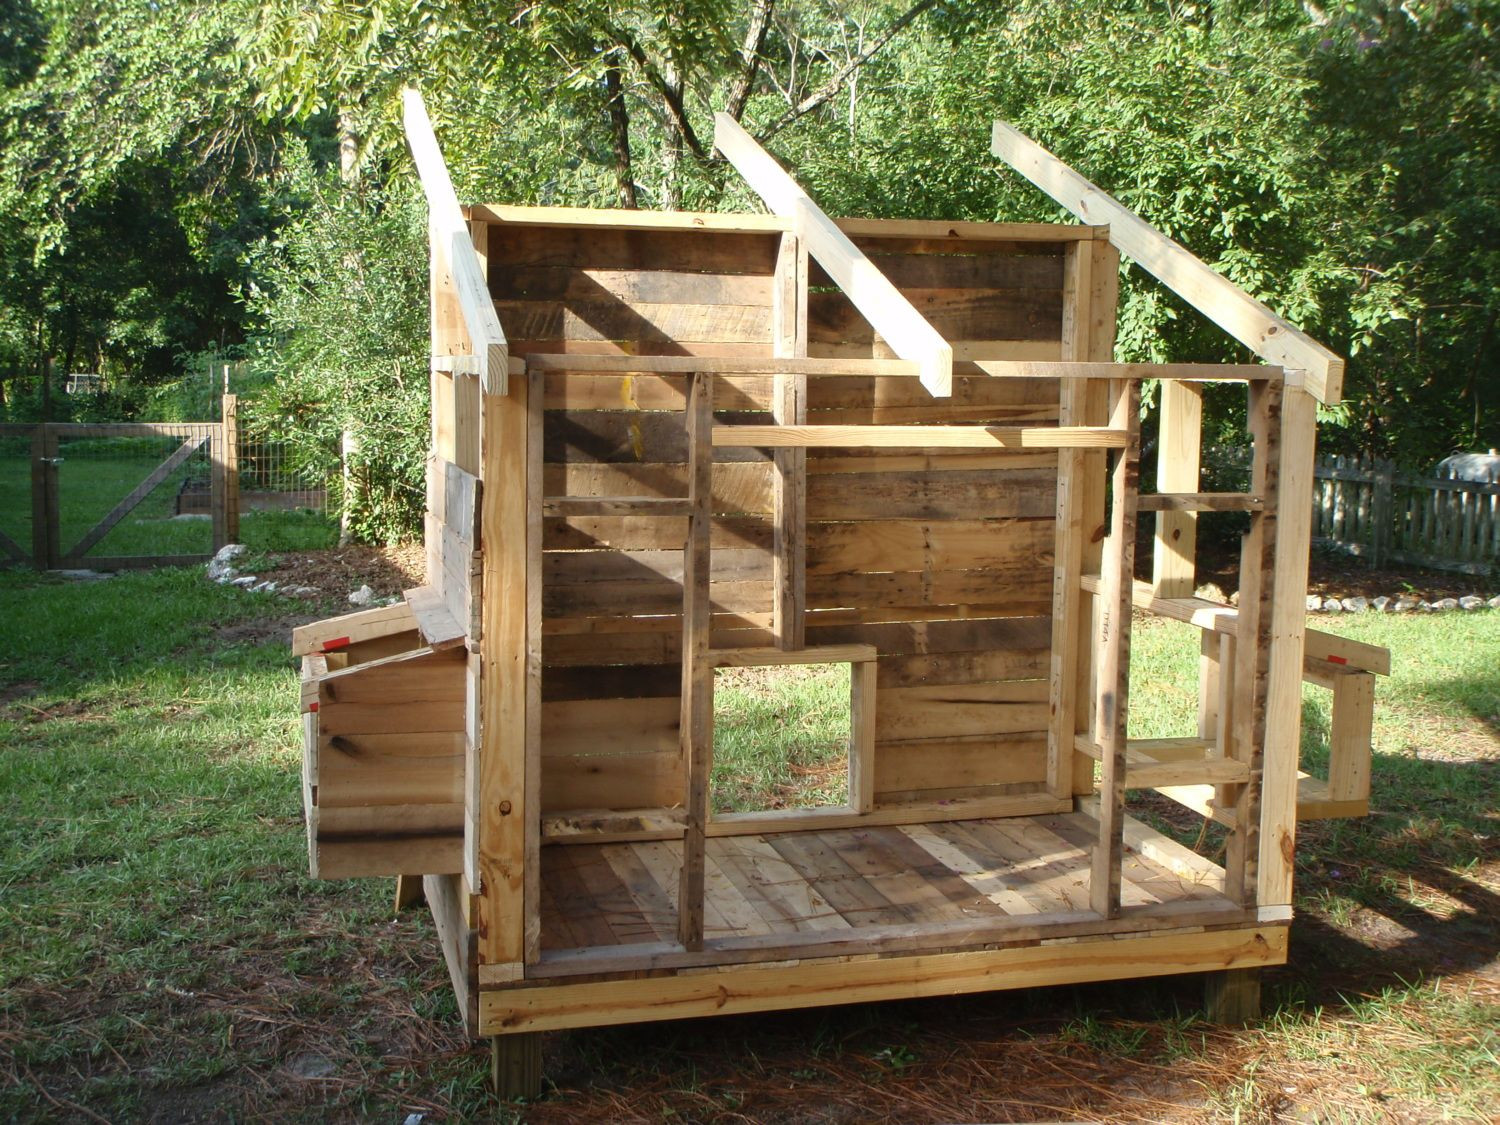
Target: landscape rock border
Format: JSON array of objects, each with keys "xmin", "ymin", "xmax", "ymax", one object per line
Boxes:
[
  {"xmin": 1305, "ymin": 591, "xmax": 1500, "ymax": 613},
  {"xmin": 205, "ymin": 544, "xmax": 400, "ymax": 607}
]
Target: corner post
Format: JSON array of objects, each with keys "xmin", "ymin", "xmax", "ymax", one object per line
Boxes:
[
  {"xmin": 1257, "ymin": 382, "xmax": 1317, "ymax": 909},
  {"xmin": 771, "ymin": 232, "xmax": 808, "ymax": 650}
]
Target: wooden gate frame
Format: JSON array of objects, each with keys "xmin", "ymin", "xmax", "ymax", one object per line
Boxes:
[{"xmin": 0, "ymin": 420, "xmax": 231, "ymax": 570}]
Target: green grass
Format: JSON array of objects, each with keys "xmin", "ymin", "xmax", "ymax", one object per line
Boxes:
[
  {"xmin": 712, "ymin": 664, "xmax": 852, "ymax": 812},
  {"xmin": 0, "ymin": 572, "xmax": 1494, "ymax": 1122}
]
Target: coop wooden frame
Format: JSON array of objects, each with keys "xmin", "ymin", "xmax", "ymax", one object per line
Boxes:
[{"xmin": 293, "ymin": 91, "xmax": 1385, "ymax": 1086}]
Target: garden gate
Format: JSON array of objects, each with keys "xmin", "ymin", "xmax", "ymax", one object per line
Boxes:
[{"xmin": 0, "ymin": 417, "xmax": 230, "ymax": 570}]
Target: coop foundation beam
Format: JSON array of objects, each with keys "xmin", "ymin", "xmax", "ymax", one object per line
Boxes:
[{"xmin": 481, "ymin": 926, "xmax": 1288, "ymax": 1034}]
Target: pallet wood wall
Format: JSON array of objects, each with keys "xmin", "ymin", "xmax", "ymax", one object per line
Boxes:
[{"xmin": 498, "ymin": 219, "xmax": 1080, "ymax": 814}]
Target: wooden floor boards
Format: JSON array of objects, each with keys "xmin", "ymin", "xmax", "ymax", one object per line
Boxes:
[{"xmin": 538, "ymin": 812, "xmax": 1229, "ymax": 954}]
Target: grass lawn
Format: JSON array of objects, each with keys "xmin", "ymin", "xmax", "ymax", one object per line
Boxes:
[{"xmin": 0, "ymin": 566, "xmax": 1494, "ymax": 1122}]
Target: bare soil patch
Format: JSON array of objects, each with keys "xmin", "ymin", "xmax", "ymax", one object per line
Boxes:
[{"xmin": 250, "ymin": 542, "xmax": 426, "ymax": 602}]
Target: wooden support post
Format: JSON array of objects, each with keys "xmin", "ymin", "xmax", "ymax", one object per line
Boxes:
[
  {"xmin": 394, "ymin": 873, "xmax": 423, "ymax": 913},
  {"xmin": 221, "ymin": 394, "xmax": 240, "ymax": 545},
  {"xmin": 30, "ymin": 425, "xmax": 57, "ymax": 570},
  {"xmin": 772, "ymin": 232, "xmax": 808, "ymax": 650},
  {"xmin": 490, "ymin": 1033, "xmax": 543, "ymax": 1100},
  {"xmin": 1225, "ymin": 381, "xmax": 1281, "ymax": 906},
  {"xmin": 477, "ymin": 364, "xmax": 540, "ymax": 973},
  {"xmin": 1090, "ymin": 379, "xmax": 1141, "ymax": 919},
  {"xmin": 1327, "ymin": 671, "xmax": 1375, "ymax": 802},
  {"xmin": 849, "ymin": 658, "xmax": 876, "ymax": 813},
  {"xmin": 1204, "ymin": 967, "xmax": 1262, "ymax": 1025},
  {"xmin": 1258, "ymin": 385, "xmax": 1318, "ymax": 907},
  {"xmin": 1049, "ymin": 239, "xmax": 1113, "ymax": 800},
  {"xmin": 678, "ymin": 371, "xmax": 714, "ymax": 952},
  {"xmin": 1152, "ymin": 380, "xmax": 1201, "ymax": 597}
]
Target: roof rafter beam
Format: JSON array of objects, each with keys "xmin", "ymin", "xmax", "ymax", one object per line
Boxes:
[{"xmin": 714, "ymin": 113, "xmax": 953, "ymax": 397}]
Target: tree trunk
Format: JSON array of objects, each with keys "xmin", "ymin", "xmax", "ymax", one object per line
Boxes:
[
  {"xmin": 604, "ymin": 63, "xmax": 638, "ymax": 209},
  {"xmin": 338, "ymin": 107, "xmax": 361, "ymax": 186}
]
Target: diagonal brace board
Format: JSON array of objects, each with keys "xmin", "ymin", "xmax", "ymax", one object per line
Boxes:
[
  {"xmin": 403, "ymin": 87, "xmax": 509, "ymax": 395},
  {"xmin": 714, "ymin": 113, "xmax": 953, "ymax": 397},
  {"xmin": 990, "ymin": 121, "xmax": 1344, "ymax": 404},
  {"xmin": 65, "ymin": 435, "xmax": 207, "ymax": 562},
  {"xmin": 0, "ymin": 525, "xmax": 26, "ymax": 562}
]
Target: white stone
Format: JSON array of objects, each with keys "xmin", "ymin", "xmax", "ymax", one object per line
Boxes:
[
  {"xmin": 1489, "ymin": 595, "xmax": 1500, "ymax": 609},
  {"xmin": 348, "ymin": 584, "xmax": 375, "ymax": 606},
  {"xmin": 1459, "ymin": 595, "xmax": 1485, "ymax": 610},
  {"xmin": 1196, "ymin": 583, "xmax": 1226, "ymax": 603},
  {"xmin": 1432, "ymin": 597, "xmax": 1460, "ymax": 611},
  {"xmin": 231, "ymin": 575, "xmax": 257, "ymax": 588},
  {"xmin": 1392, "ymin": 597, "xmax": 1418, "ymax": 612},
  {"xmin": 1307, "ymin": 594, "xmax": 1324, "ymax": 611},
  {"xmin": 1341, "ymin": 596, "xmax": 1369, "ymax": 613},
  {"xmin": 1372, "ymin": 595, "xmax": 1391, "ymax": 612},
  {"xmin": 1323, "ymin": 597, "xmax": 1344, "ymax": 613},
  {"xmin": 207, "ymin": 543, "xmax": 247, "ymax": 582}
]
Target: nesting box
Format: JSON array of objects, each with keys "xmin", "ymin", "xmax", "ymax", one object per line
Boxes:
[{"xmin": 291, "ymin": 93, "xmax": 1386, "ymax": 1093}]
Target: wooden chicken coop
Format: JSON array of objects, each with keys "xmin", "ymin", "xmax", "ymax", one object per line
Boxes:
[{"xmin": 292, "ymin": 91, "xmax": 1387, "ymax": 1094}]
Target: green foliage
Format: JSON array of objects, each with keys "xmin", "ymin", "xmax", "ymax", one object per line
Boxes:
[
  {"xmin": 242, "ymin": 143, "xmax": 429, "ymax": 542},
  {"xmin": 2, "ymin": 0, "xmax": 1496, "ymax": 533}
]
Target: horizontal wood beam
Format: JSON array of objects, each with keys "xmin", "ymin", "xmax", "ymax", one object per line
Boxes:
[
  {"xmin": 1080, "ymin": 577, "xmax": 1392, "ymax": 675},
  {"xmin": 1137, "ymin": 492, "xmax": 1264, "ymax": 512},
  {"xmin": 991, "ymin": 121, "xmax": 1344, "ymax": 403},
  {"xmin": 971, "ymin": 361, "xmax": 1279, "ymax": 382},
  {"xmin": 472, "ymin": 203, "xmax": 1104, "ymax": 243},
  {"xmin": 403, "ymin": 87, "xmax": 508, "ymax": 394},
  {"xmin": 715, "ymin": 113, "xmax": 953, "ymax": 396},
  {"xmin": 712, "ymin": 424, "xmax": 1127, "ymax": 449},
  {"xmin": 483, "ymin": 926, "xmax": 1288, "ymax": 1031},
  {"xmin": 708, "ymin": 643, "xmax": 877, "ymax": 667},
  {"xmin": 541, "ymin": 496, "xmax": 691, "ymax": 517}
]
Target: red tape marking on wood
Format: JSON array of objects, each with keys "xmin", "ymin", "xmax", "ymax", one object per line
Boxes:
[
  {"xmin": 321, "ymin": 637, "xmax": 350, "ymax": 652},
  {"xmin": 1327, "ymin": 654, "xmax": 1347, "ymax": 665}
]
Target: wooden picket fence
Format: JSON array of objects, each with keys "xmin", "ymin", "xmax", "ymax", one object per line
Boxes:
[{"xmin": 1313, "ymin": 454, "xmax": 1499, "ymax": 574}]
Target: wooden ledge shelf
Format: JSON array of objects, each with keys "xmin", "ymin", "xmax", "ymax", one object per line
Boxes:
[
  {"xmin": 1138, "ymin": 492, "xmax": 1264, "ymax": 512},
  {"xmin": 542, "ymin": 496, "xmax": 691, "ymax": 517},
  {"xmin": 1074, "ymin": 735, "xmax": 1251, "ymax": 788},
  {"xmin": 712, "ymin": 424, "xmax": 1128, "ymax": 450},
  {"xmin": 708, "ymin": 643, "xmax": 877, "ymax": 667},
  {"xmin": 403, "ymin": 585, "xmax": 467, "ymax": 651}
]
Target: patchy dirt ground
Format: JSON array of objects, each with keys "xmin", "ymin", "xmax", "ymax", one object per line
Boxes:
[{"xmin": 248, "ymin": 543, "xmax": 427, "ymax": 604}]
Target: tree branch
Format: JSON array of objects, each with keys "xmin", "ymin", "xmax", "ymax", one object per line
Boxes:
[
  {"xmin": 615, "ymin": 29, "xmax": 709, "ymax": 162},
  {"xmin": 753, "ymin": 0, "xmax": 942, "ymax": 144}
]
